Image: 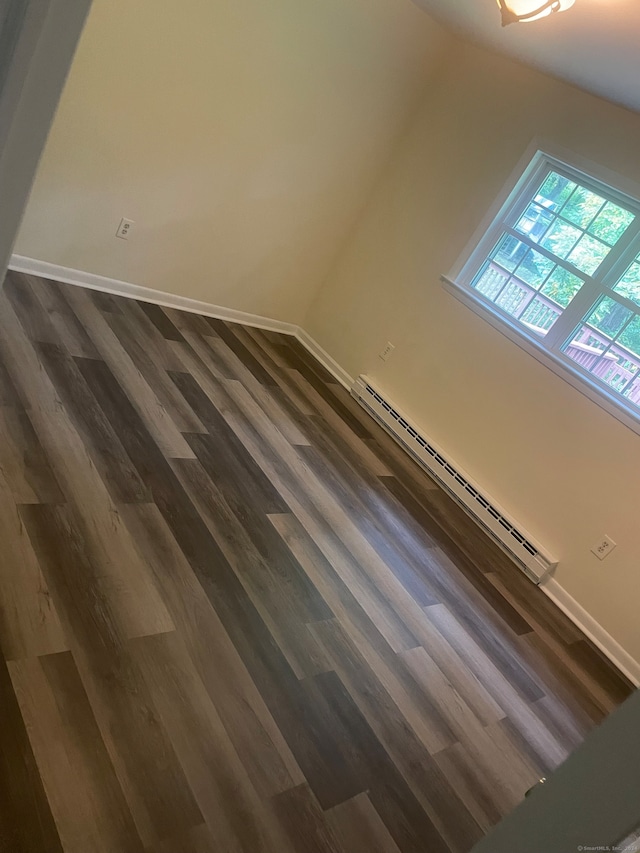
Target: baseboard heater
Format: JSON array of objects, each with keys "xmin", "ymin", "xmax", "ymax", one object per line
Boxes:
[{"xmin": 351, "ymin": 375, "xmax": 557, "ymax": 584}]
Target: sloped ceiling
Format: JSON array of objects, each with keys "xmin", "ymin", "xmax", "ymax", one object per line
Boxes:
[{"xmin": 412, "ymin": 0, "xmax": 640, "ymax": 113}]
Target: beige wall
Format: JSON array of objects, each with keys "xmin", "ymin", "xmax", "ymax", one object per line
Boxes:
[
  {"xmin": 14, "ymin": 0, "xmax": 447, "ymax": 324},
  {"xmin": 306, "ymin": 40, "xmax": 640, "ymax": 665}
]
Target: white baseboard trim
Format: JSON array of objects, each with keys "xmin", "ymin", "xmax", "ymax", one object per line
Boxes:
[
  {"xmin": 9, "ymin": 254, "xmax": 637, "ymax": 683},
  {"xmin": 9, "ymin": 254, "xmax": 299, "ymax": 336},
  {"xmin": 541, "ymin": 578, "xmax": 640, "ymax": 686},
  {"xmin": 296, "ymin": 328, "xmax": 354, "ymax": 390}
]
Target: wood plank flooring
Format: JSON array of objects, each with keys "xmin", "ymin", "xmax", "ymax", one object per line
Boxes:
[{"xmin": 0, "ymin": 269, "xmax": 634, "ymax": 853}]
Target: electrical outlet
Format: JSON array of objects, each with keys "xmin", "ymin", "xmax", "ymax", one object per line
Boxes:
[
  {"xmin": 116, "ymin": 218, "xmax": 134, "ymax": 240},
  {"xmin": 379, "ymin": 341, "xmax": 395, "ymax": 362},
  {"xmin": 591, "ymin": 535, "xmax": 617, "ymax": 561}
]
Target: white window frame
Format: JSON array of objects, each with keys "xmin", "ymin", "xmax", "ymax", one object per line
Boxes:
[{"xmin": 442, "ymin": 147, "xmax": 640, "ymax": 437}]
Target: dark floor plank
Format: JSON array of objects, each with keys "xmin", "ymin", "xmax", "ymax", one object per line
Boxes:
[
  {"xmin": 176, "ymin": 330, "xmax": 239, "ymax": 381},
  {"xmin": 305, "ymin": 412, "xmax": 430, "ymax": 521},
  {"xmin": 190, "ymin": 557, "xmax": 365, "ymax": 811},
  {"xmin": 180, "ymin": 437, "xmax": 327, "ymax": 623},
  {"xmin": 27, "ymin": 277, "xmax": 100, "ymax": 360},
  {"xmin": 171, "ymin": 371, "xmax": 291, "ymax": 514},
  {"xmin": 269, "ymin": 512, "xmax": 456, "ymax": 755},
  {"xmin": 280, "ymin": 343, "xmax": 372, "ymax": 438},
  {"xmin": 9, "ymin": 652, "xmax": 144, "ymax": 853},
  {"xmin": 0, "ymin": 355, "xmax": 23, "ymax": 407},
  {"xmin": 137, "ymin": 301, "xmax": 186, "ymax": 342},
  {"xmin": 285, "ymin": 336, "xmax": 337, "ymax": 385},
  {"xmin": 272, "ymin": 784, "xmax": 347, "ymax": 853},
  {"xmin": 103, "ymin": 313, "xmax": 206, "ymax": 434},
  {"xmin": 565, "ymin": 640, "xmax": 633, "ymax": 706},
  {"xmin": 531, "ymin": 694, "xmax": 593, "ymax": 755},
  {"xmin": 326, "ymin": 793, "xmax": 403, "ymax": 853},
  {"xmin": 0, "ymin": 656, "xmax": 63, "ymax": 853},
  {"xmin": 204, "ymin": 575, "xmax": 366, "ymax": 811},
  {"xmin": 229, "ymin": 324, "xmax": 293, "ymax": 389},
  {"xmin": 0, "ymin": 405, "xmax": 64, "ymax": 504},
  {"xmin": 433, "ymin": 743, "xmax": 504, "ymax": 833},
  {"xmin": 381, "ymin": 475, "xmax": 534, "ymax": 637},
  {"xmin": 0, "ymin": 473, "xmax": 68, "ymax": 661},
  {"xmin": 486, "ymin": 567, "xmax": 585, "ymax": 647},
  {"xmin": 310, "ymin": 618, "xmax": 483, "ymax": 853},
  {"xmin": 245, "ymin": 328, "xmax": 320, "ymax": 416},
  {"xmin": 425, "ymin": 602, "xmax": 545, "ymax": 706},
  {"xmin": 88, "ymin": 289, "xmax": 124, "ymax": 314},
  {"xmin": 366, "ymin": 432, "xmax": 444, "ymax": 497},
  {"xmin": 131, "ymin": 631, "xmax": 291, "ymax": 853},
  {"xmin": 299, "ymin": 440, "xmax": 439, "ymax": 607},
  {"xmin": 400, "ymin": 646, "xmax": 538, "ymax": 815},
  {"xmin": 307, "ymin": 669, "xmax": 452, "ymax": 853},
  {"xmin": 4, "ymin": 272, "xmax": 61, "ymax": 346},
  {"xmin": 173, "ymin": 458, "xmax": 333, "ymax": 678},
  {"xmin": 116, "ymin": 300, "xmax": 189, "ymax": 374},
  {"xmin": 205, "ymin": 317, "xmax": 279, "ymax": 387},
  {"xmin": 163, "ymin": 306, "xmax": 221, "ymax": 337},
  {"xmin": 202, "ymin": 334, "xmax": 313, "ymax": 446},
  {"xmin": 380, "ymin": 474, "xmax": 514, "ymax": 572},
  {"xmin": 118, "ymin": 502, "xmax": 304, "ymax": 799},
  {"xmin": 74, "ymin": 358, "xmax": 248, "ymax": 591},
  {"xmin": 20, "ymin": 503, "xmax": 203, "ymax": 848},
  {"xmin": 36, "ymin": 342, "xmax": 150, "ymax": 504},
  {"xmin": 150, "ymin": 824, "xmax": 219, "ymax": 853},
  {"xmin": 62, "ymin": 285, "xmax": 194, "ymax": 458},
  {"xmin": 22, "ymin": 276, "xmax": 74, "ymax": 315},
  {"xmin": 520, "ymin": 632, "xmax": 614, "ymax": 725}
]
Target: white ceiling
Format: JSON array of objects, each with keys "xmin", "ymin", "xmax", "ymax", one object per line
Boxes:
[{"xmin": 412, "ymin": 0, "xmax": 640, "ymax": 114}]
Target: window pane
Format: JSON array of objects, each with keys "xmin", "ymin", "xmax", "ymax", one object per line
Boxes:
[
  {"xmin": 613, "ymin": 259, "xmax": 640, "ymax": 306},
  {"xmin": 565, "ymin": 325, "xmax": 607, "ymax": 354},
  {"xmin": 515, "ymin": 203, "xmax": 554, "ymax": 243},
  {"xmin": 491, "ymin": 234, "xmax": 528, "ymax": 273},
  {"xmin": 535, "ymin": 172, "xmax": 576, "ymax": 212},
  {"xmin": 561, "ymin": 186, "xmax": 606, "ymax": 229},
  {"xmin": 615, "ymin": 281, "xmax": 640, "ymax": 306},
  {"xmin": 519, "ymin": 295, "xmax": 562, "ymax": 334},
  {"xmin": 472, "ymin": 262, "xmax": 510, "ymax": 301},
  {"xmin": 539, "ymin": 268, "xmax": 584, "ymax": 307},
  {"xmin": 494, "ymin": 279, "xmax": 534, "ymax": 317},
  {"xmin": 566, "ymin": 234, "xmax": 610, "ymax": 275},
  {"xmin": 564, "ymin": 328, "xmax": 640, "ymax": 399},
  {"xmin": 584, "ymin": 296, "xmax": 632, "ymax": 338},
  {"xmin": 588, "ymin": 201, "xmax": 635, "ymax": 245},
  {"xmin": 618, "ymin": 316, "xmax": 640, "ymax": 358},
  {"xmin": 471, "ymin": 263, "xmax": 563, "ymax": 335},
  {"xmin": 514, "ymin": 248, "xmax": 555, "ymax": 288},
  {"xmin": 597, "ymin": 359, "xmax": 639, "ymax": 394},
  {"xmin": 540, "ymin": 220, "xmax": 582, "ymax": 259},
  {"xmin": 565, "ymin": 326, "xmax": 610, "ymax": 363}
]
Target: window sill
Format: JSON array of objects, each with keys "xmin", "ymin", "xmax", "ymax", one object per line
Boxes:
[{"xmin": 441, "ymin": 274, "xmax": 640, "ymax": 438}]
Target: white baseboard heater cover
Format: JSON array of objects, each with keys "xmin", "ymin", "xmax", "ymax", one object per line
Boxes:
[{"xmin": 351, "ymin": 375, "xmax": 557, "ymax": 584}]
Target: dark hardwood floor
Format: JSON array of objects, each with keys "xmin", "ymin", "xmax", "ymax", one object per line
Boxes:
[{"xmin": 0, "ymin": 269, "xmax": 633, "ymax": 853}]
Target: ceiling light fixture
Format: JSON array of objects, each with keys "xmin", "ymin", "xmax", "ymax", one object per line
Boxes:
[{"xmin": 497, "ymin": 0, "xmax": 575, "ymax": 26}]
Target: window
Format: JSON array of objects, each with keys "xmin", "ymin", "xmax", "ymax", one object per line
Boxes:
[{"xmin": 444, "ymin": 150, "xmax": 640, "ymax": 431}]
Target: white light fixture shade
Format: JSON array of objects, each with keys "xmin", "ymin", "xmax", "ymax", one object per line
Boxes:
[{"xmin": 498, "ymin": 0, "xmax": 575, "ymax": 25}]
